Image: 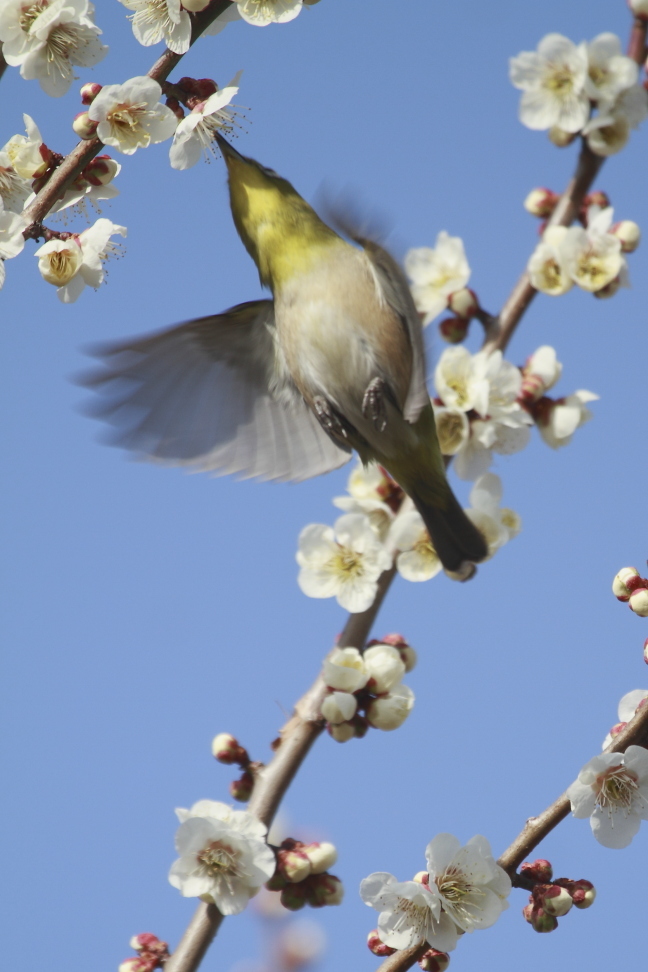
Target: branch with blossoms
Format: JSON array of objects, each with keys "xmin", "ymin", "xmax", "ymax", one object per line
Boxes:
[{"xmin": 3, "ymin": 3, "xmax": 648, "ymax": 972}]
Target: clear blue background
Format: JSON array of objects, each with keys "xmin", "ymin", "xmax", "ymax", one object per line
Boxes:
[{"xmin": 1, "ymin": 1, "xmax": 647, "ymax": 970}]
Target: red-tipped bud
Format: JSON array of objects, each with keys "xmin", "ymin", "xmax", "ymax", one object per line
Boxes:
[
  {"xmin": 72, "ymin": 112, "xmax": 99, "ymax": 140},
  {"xmin": 519, "ymin": 373, "xmax": 547, "ymax": 405},
  {"xmin": 569, "ymin": 879, "xmax": 596, "ymax": 909},
  {"xmin": 418, "ymin": 949, "xmax": 450, "ymax": 972},
  {"xmin": 629, "ymin": 588, "xmax": 648, "ymax": 617},
  {"xmin": 610, "ymin": 721, "xmax": 628, "ymax": 739},
  {"xmin": 448, "ymin": 287, "xmax": 479, "ymax": 319},
  {"xmin": 520, "ymin": 859, "xmax": 553, "ymax": 883},
  {"xmin": 280, "ymin": 882, "xmax": 307, "ymax": 911},
  {"xmin": 177, "ymin": 77, "xmax": 198, "ymax": 94},
  {"xmin": 584, "ymin": 190, "xmax": 610, "ymax": 210},
  {"xmin": 611, "ymin": 220, "xmax": 641, "ymax": 253},
  {"xmin": 119, "ymin": 960, "xmax": 144, "ymax": 972},
  {"xmin": 380, "ymin": 634, "xmax": 418, "ymax": 671},
  {"xmin": 81, "ymin": 155, "xmax": 119, "ymax": 186},
  {"xmin": 302, "ymin": 841, "xmax": 337, "ymax": 874},
  {"xmin": 439, "ymin": 316, "xmax": 470, "ymax": 344},
  {"xmin": 612, "ymin": 567, "xmax": 641, "ymax": 601},
  {"xmin": 540, "ymin": 884, "xmax": 573, "ymax": 917},
  {"xmin": 211, "ymin": 732, "xmax": 248, "ymax": 764},
  {"xmin": 548, "ymin": 126, "xmax": 577, "ymax": 147},
  {"xmin": 277, "ymin": 848, "xmax": 312, "ymax": 884},
  {"xmin": 367, "ymin": 930, "xmax": 396, "ymax": 957},
  {"xmin": 524, "ymin": 188, "xmax": 559, "ymax": 218},
  {"xmin": 193, "ymin": 78, "xmax": 219, "ymax": 99},
  {"xmin": 129, "ymin": 934, "xmax": 160, "ymax": 952},
  {"xmin": 306, "ymin": 873, "xmax": 344, "ymax": 907},
  {"xmin": 165, "ymin": 96, "xmax": 185, "ymax": 120},
  {"xmin": 229, "ymin": 770, "xmax": 254, "ymax": 802},
  {"xmin": 80, "ymin": 82, "xmax": 102, "ymax": 105},
  {"xmin": 530, "ymin": 907, "xmax": 559, "ymax": 933}
]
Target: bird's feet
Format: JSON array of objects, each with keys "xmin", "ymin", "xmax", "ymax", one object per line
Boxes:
[
  {"xmin": 313, "ymin": 396, "xmax": 354, "ymax": 441},
  {"xmin": 362, "ymin": 377, "xmax": 390, "ymax": 432}
]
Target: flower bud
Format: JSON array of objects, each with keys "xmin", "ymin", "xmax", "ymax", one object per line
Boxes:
[
  {"xmin": 367, "ymin": 683, "xmax": 414, "ymax": 730},
  {"xmin": 278, "ymin": 848, "xmax": 312, "ymax": 883},
  {"xmin": 380, "ymin": 634, "xmax": 417, "ymax": 671},
  {"xmin": 609, "ymin": 721, "xmax": 628, "ymax": 740},
  {"xmin": 323, "ymin": 647, "xmax": 368, "ymax": 692},
  {"xmin": 593, "ymin": 276, "xmax": 621, "ymax": 299},
  {"xmin": 321, "ymin": 690, "xmax": 357, "ymax": 724},
  {"xmin": 524, "ymin": 188, "xmax": 559, "ymax": 218},
  {"xmin": 129, "ymin": 934, "xmax": 160, "ymax": 952},
  {"xmin": 80, "ymin": 82, "xmax": 102, "ymax": 104},
  {"xmin": 165, "ymin": 96, "xmax": 185, "ymax": 120},
  {"xmin": 81, "ymin": 155, "xmax": 120, "ymax": 186},
  {"xmin": 548, "ymin": 126, "xmax": 577, "ymax": 147},
  {"xmin": 193, "ymin": 78, "xmax": 219, "ymax": 99},
  {"xmin": 362, "ymin": 644, "xmax": 406, "ymax": 694},
  {"xmin": 418, "ymin": 949, "xmax": 450, "ymax": 972},
  {"xmin": 211, "ymin": 732, "xmax": 247, "ymax": 764},
  {"xmin": 280, "ymin": 882, "xmax": 307, "ymax": 911},
  {"xmin": 629, "ymin": 588, "xmax": 648, "ymax": 617},
  {"xmin": 611, "ymin": 220, "xmax": 641, "ymax": 253},
  {"xmin": 72, "ymin": 112, "xmax": 99, "ymax": 140},
  {"xmin": 448, "ymin": 287, "xmax": 479, "ymax": 319},
  {"xmin": 584, "ymin": 191, "xmax": 610, "ymax": 210},
  {"xmin": 412, "ymin": 870, "xmax": 428, "ymax": 883},
  {"xmin": 306, "ymin": 873, "xmax": 344, "ymax": 907},
  {"xmin": 522, "ymin": 903, "xmax": 535, "ymax": 923},
  {"xmin": 531, "ymin": 907, "xmax": 558, "ymax": 933},
  {"xmin": 182, "ymin": 0, "xmax": 211, "ymax": 8},
  {"xmin": 569, "ymin": 879, "xmax": 596, "ymax": 909},
  {"xmin": 629, "ymin": 0, "xmax": 648, "ymax": 18},
  {"xmin": 119, "ymin": 960, "xmax": 142, "ymax": 972},
  {"xmin": 520, "ymin": 859, "xmax": 553, "ymax": 883},
  {"xmin": 541, "ymin": 884, "xmax": 573, "ymax": 917},
  {"xmin": 328, "ymin": 721, "xmax": 355, "ymax": 743},
  {"xmin": 612, "ymin": 567, "xmax": 641, "ymax": 601},
  {"xmin": 229, "ymin": 770, "xmax": 254, "ymax": 802},
  {"xmin": 438, "ymin": 316, "xmax": 470, "ymax": 344},
  {"xmin": 302, "ymin": 841, "xmax": 337, "ymax": 874},
  {"xmin": 177, "ymin": 77, "xmax": 198, "ymax": 94},
  {"xmin": 367, "ymin": 929, "xmax": 396, "ymax": 957}
]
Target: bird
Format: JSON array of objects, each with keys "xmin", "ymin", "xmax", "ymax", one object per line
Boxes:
[{"xmin": 82, "ymin": 135, "xmax": 487, "ymax": 573}]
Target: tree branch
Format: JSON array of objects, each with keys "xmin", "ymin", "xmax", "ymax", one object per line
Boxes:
[
  {"xmin": 0, "ymin": 49, "xmax": 7, "ymax": 84},
  {"xmin": 20, "ymin": 0, "xmax": 234, "ymax": 231}
]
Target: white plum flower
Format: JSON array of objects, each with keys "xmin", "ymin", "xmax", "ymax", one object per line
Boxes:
[
  {"xmin": 434, "ymin": 346, "xmax": 489, "ymax": 415},
  {"xmin": 0, "ymin": 153, "xmax": 31, "ymax": 214},
  {"xmin": 509, "ymin": 33, "xmax": 589, "ymax": 133},
  {"xmin": 389, "ymin": 511, "xmax": 442, "ymax": 582},
  {"xmin": 366, "ymin": 683, "xmax": 414, "ymax": 730},
  {"xmin": 528, "ymin": 226, "xmax": 573, "ymax": 296},
  {"xmin": 362, "ymin": 644, "xmax": 406, "ymax": 694},
  {"xmin": 433, "ymin": 405, "xmax": 469, "ymax": 457},
  {"xmin": 0, "ymin": 199, "xmax": 27, "ymax": 290},
  {"xmin": 321, "ymin": 690, "xmax": 357, "ymax": 725},
  {"xmin": 34, "ymin": 217, "xmax": 126, "ymax": 302},
  {"xmin": 323, "ymin": 647, "xmax": 368, "ymax": 693},
  {"xmin": 296, "ymin": 513, "xmax": 392, "ymax": 613},
  {"xmin": 360, "ymin": 872, "xmax": 458, "ymax": 951},
  {"xmin": 405, "ymin": 232, "xmax": 471, "ymax": 325},
  {"xmin": 2, "ymin": 114, "xmax": 50, "ymax": 180},
  {"xmin": 567, "ymin": 747, "xmax": 648, "ymax": 848},
  {"xmin": 88, "ymin": 76, "xmax": 177, "ymax": 155},
  {"xmin": 585, "ymin": 33, "xmax": 638, "ymax": 105},
  {"xmin": 119, "ymin": 0, "xmax": 191, "ymax": 55},
  {"xmin": 536, "ymin": 390, "xmax": 599, "ymax": 449},
  {"xmin": 425, "ymin": 834, "xmax": 511, "ymax": 933},
  {"xmin": 333, "ymin": 461, "xmax": 398, "ymax": 541},
  {"xmin": 584, "ymin": 84, "xmax": 648, "ymax": 156},
  {"xmin": 169, "ymin": 799, "xmax": 276, "ymax": 912},
  {"xmin": 465, "ymin": 473, "xmax": 520, "ymax": 559},
  {"xmin": 602, "ymin": 690, "xmax": 648, "ymax": 749},
  {"xmin": 562, "ymin": 206, "xmax": 626, "ymax": 292},
  {"xmin": 169, "ymin": 72, "xmax": 243, "ymax": 170},
  {"xmin": 236, "ymin": 0, "xmax": 303, "ymax": 27}
]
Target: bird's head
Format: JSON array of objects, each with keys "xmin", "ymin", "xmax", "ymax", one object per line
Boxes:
[{"xmin": 216, "ymin": 134, "xmax": 341, "ymax": 289}]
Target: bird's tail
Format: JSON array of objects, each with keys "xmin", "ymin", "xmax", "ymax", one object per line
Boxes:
[{"xmin": 408, "ymin": 485, "xmax": 488, "ymax": 575}]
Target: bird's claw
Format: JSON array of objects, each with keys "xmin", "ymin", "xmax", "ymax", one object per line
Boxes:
[
  {"xmin": 313, "ymin": 396, "xmax": 351, "ymax": 440},
  {"xmin": 362, "ymin": 377, "xmax": 388, "ymax": 432}
]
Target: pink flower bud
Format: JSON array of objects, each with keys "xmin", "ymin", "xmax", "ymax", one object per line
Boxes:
[
  {"xmin": 612, "ymin": 567, "xmax": 641, "ymax": 601},
  {"xmin": 277, "ymin": 848, "xmax": 312, "ymax": 883},
  {"xmin": 610, "ymin": 721, "xmax": 628, "ymax": 739},
  {"xmin": 229, "ymin": 770, "xmax": 254, "ymax": 802},
  {"xmin": 72, "ymin": 112, "xmax": 99, "ymax": 140},
  {"xmin": 280, "ymin": 882, "xmax": 307, "ymax": 911},
  {"xmin": 548, "ymin": 126, "xmax": 577, "ymax": 147},
  {"xmin": 211, "ymin": 732, "xmax": 247, "ymax": 764},
  {"xmin": 302, "ymin": 841, "xmax": 337, "ymax": 874},
  {"xmin": 531, "ymin": 907, "xmax": 558, "ymax": 933},
  {"xmin": 438, "ymin": 316, "xmax": 470, "ymax": 344},
  {"xmin": 81, "ymin": 155, "xmax": 120, "ymax": 186},
  {"xmin": 418, "ymin": 949, "xmax": 450, "ymax": 972},
  {"xmin": 611, "ymin": 220, "xmax": 641, "ymax": 253},
  {"xmin": 328, "ymin": 721, "xmax": 356, "ymax": 743},
  {"xmin": 569, "ymin": 879, "xmax": 596, "ymax": 909},
  {"xmin": 522, "ymin": 903, "xmax": 535, "ymax": 923},
  {"xmin": 520, "ymin": 859, "xmax": 553, "ymax": 883},
  {"xmin": 367, "ymin": 929, "xmax": 396, "ymax": 957},
  {"xmin": 80, "ymin": 82, "xmax": 102, "ymax": 105},
  {"xmin": 518, "ymin": 373, "xmax": 547, "ymax": 405},
  {"xmin": 629, "ymin": 588, "xmax": 648, "ymax": 617},
  {"xmin": 306, "ymin": 873, "xmax": 344, "ymax": 907},
  {"xmin": 524, "ymin": 188, "xmax": 559, "ymax": 218},
  {"xmin": 541, "ymin": 884, "xmax": 573, "ymax": 917},
  {"xmin": 119, "ymin": 960, "xmax": 142, "ymax": 972},
  {"xmin": 448, "ymin": 287, "xmax": 479, "ymax": 319},
  {"xmin": 129, "ymin": 934, "xmax": 160, "ymax": 952}
]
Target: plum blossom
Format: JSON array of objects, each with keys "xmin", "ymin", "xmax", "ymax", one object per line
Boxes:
[
  {"xmin": 45, "ymin": 156, "xmax": 121, "ymax": 216},
  {"xmin": 425, "ymin": 834, "xmax": 511, "ymax": 932},
  {"xmin": 88, "ymin": 77, "xmax": 177, "ymax": 155},
  {"xmin": 169, "ymin": 799, "xmax": 275, "ymax": 912},
  {"xmin": 2, "ymin": 114, "xmax": 50, "ymax": 180},
  {"xmin": 236, "ymin": 0, "xmax": 303, "ymax": 27},
  {"xmin": 0, "ymin": 199, "xmax": 27, "ymax": 290},
  {"xmin": 296, "ymin": 513, "xmax": 391, "ymax": 613},
  {"xmin": 323, "ymin": 647, "xmax": 368, "ymax": 693},
  {"xmin": 433, "ymin": 405, "xmax": 469, "ymax": 457},
  {"xmin": 0, "ymin": 152, "xmax": 31, "ymax": 215},
  {"xmin": 509, "ymin": 34, "xmax": 589, "ymax": 133},
  {"xmin": 528, "ymin": 226, "xmax": 573, "ymax": 296},
  {"xmin": 465, "ymin": 474, "xmax": 521, "ymax": 559},
  {"xmin": 389, "ymin": 511, "xmax": 442, "ymax": 582},
  {"xmin": 562, "ymin": 207, "xmax": 627, "ymax": 292},
  {"xmin": 602, "ymin": 690, "xmax": 648, "ymax": 749},
  {"xmin": 405, "ymin": 233, "xmax": 471, "ymax": 325},
  {"xmin": 366, "ymin": 683, "xmax": 414, "ymax": 731},
  {"xmin": 321, "ymin": 691, "xmax": 357, "ymax": 725},
  {"xmin": 585, "ymin": 33, "xmax": 638, "ymax": 105},
  {"xmin": 34, "ymin": 217, "xmax": 126, "ymax": 302},
  {"xmin": 363, "ymin": 644, "xmax": 406, "ymax": 694},
  {"xmin": 118, "ymin": 0, "xmax": 191, "ymax": 55},
  {"xmin": 169, "ymin": 72, "xmax": 243, "ymax": 170},
  {"xmin": 567, "ymin": 747, "xmax": 648, "ymax": 848},
  {"xmin": 360, "ymin": 873, "xmax": 459, "ymax": 951},
  {"xmin": 535, "ymin": 390, "xmax": 599, "ymax": 449},
  {"xmin": 333, "ymin": 461, "xmax": 400, "ymax": 540},
  {"xmin": 584, "ymin": 84, "xmax": 648, "ymax": 157}
]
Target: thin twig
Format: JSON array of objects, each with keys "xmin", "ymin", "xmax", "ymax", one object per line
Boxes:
[{"xmin": 20, "ymin": 0, "xmax": 234, "ymax": 232}]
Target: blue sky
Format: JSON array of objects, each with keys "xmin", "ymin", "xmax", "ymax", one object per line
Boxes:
[{"xmin": 1, "ymin": 2, "xmax": 648, "ymax": 971}]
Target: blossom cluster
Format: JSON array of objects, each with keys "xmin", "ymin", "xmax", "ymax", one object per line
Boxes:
[
  {"xmin": 0, "ymin": 0, "xmax": 107, "ymax": 96},
  {"xmin": 612, "ymin": 566, "xmax": 648, "ymax": 617},
  {"xmin": 510, "ymin": 33, "xmax": 648, "ymax": 156},
  {"xmin": 119, "ymin": 934, "xmax": 169, "ymax": 972},
  {"xmin": 361, "ymin": 834, "xmax": 511, "ymax": 953},
  {"xmin": 266, "ymin": 837, "xmax": 344, "ymax": 911},
  {"xmin": 319, "ymin": 638, "xmax": 416, "ymax": 742},
  {"xmin": 520, "ymin": 858, "xmax": 595, "ymax": 934}
]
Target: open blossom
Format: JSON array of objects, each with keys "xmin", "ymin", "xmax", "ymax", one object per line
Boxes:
[
  {"xmin": 567, "ymin": 747, "xmax": 648, "ymax": 848},
  {"xmin": 323, "ymin": 647, "xmax": 368, "ymax": 693},
  {"xmin": 465, "ymin": 474, "xmax": 520, "ymax": 559},
  {"xmin": 333, "ymin": 461, "xmax": 399, "ymax": 540},
  {"xmin": 535, "ymin": 390, "xmax": 599, "ymax": 448},
  {"xmin": 602, "ymin": 690, "xmax": 648, "ymax": 749},
  {"xmin": 389, "ymin": 511, "xmax": 442, "ymax": 582},
  {"xmin": 405, "ymin": 233, "xmax": 471, "ymax": 325},
  {"xmin": 169, "ymin": 799, "xmax": 275, "ymax": 912},
  {"xmin": 236, "ymin": 0, "xmax": 303, "ymax": 26},
  {"xmin": 88, "ymin": 77, "xmax": 177, "ymax": 155},
  {"xmin": 433, "ymin": 406, "xmax": 469, "ymax": 457},
  {"xmin": 34, "ymin": 217, "xmax": 126, "ymax": 302},
  {"xmin": 425, "ymin": 834, "xmax": 511, "ymax": 933},
  {"xmin": 528, "ymin": 226, "xmax": 573, "ymax": 296},
  {"xmin": 296, "ymin": 513, "xmax": 392, "ymax": 613},
  {"xmin": 360, "ymin": 873, "xmax": 459, "ymax": 951},
  {"xmin": 2, "ymin": 114, "xmax": 50, "ymax": 180},
  {"xmin": 0, "ymin": 151, "xmax": 31, "ymax": 214},
  {"xmin": 509, "ymin": 34, "xmax": 589, "ymax": 133},
  {"xmin": 0, "ymin": 199, "xmax": 27, "ymax": 290},
  {"xmin": 119, "ymin": 0, "xmax": 191, "ymax": 55},
  {"xmin": 585, "ymin": 33, "xmax": 638, "ymax": 105},
  {"xmin": 562, "ymin": 207, "xmax": 627, "ymax": 292},
  {"xmin": 169, "ymin": 73, "xmax": 243, "ymax": 170},
  {"xmin": 584, "ymin": 84, "xmax": 648, "ymax": 156}
]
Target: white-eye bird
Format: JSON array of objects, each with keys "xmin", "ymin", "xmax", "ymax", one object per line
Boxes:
[{"xmin": 84, "ymin": 136, "xmax": 487, "ymax": 572}]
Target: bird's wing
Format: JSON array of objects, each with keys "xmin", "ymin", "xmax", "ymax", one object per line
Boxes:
[
  {"xmin": 80, "ymin": 299, "xmax": 351, "ymax": 483},
  {"xmin": 356, "ymin": 239, "xmax": 430, "ymax": 424}
]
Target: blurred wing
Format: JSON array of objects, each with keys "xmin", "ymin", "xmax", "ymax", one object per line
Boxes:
[{"xmin": 80, "ymin": 299, "xmax": 351, "ymax": 483}]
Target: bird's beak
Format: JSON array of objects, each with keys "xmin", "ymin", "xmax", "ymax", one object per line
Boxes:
[{"xmin": 215, "ymin": 133, "xmax": 246, "ymax": 164}]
